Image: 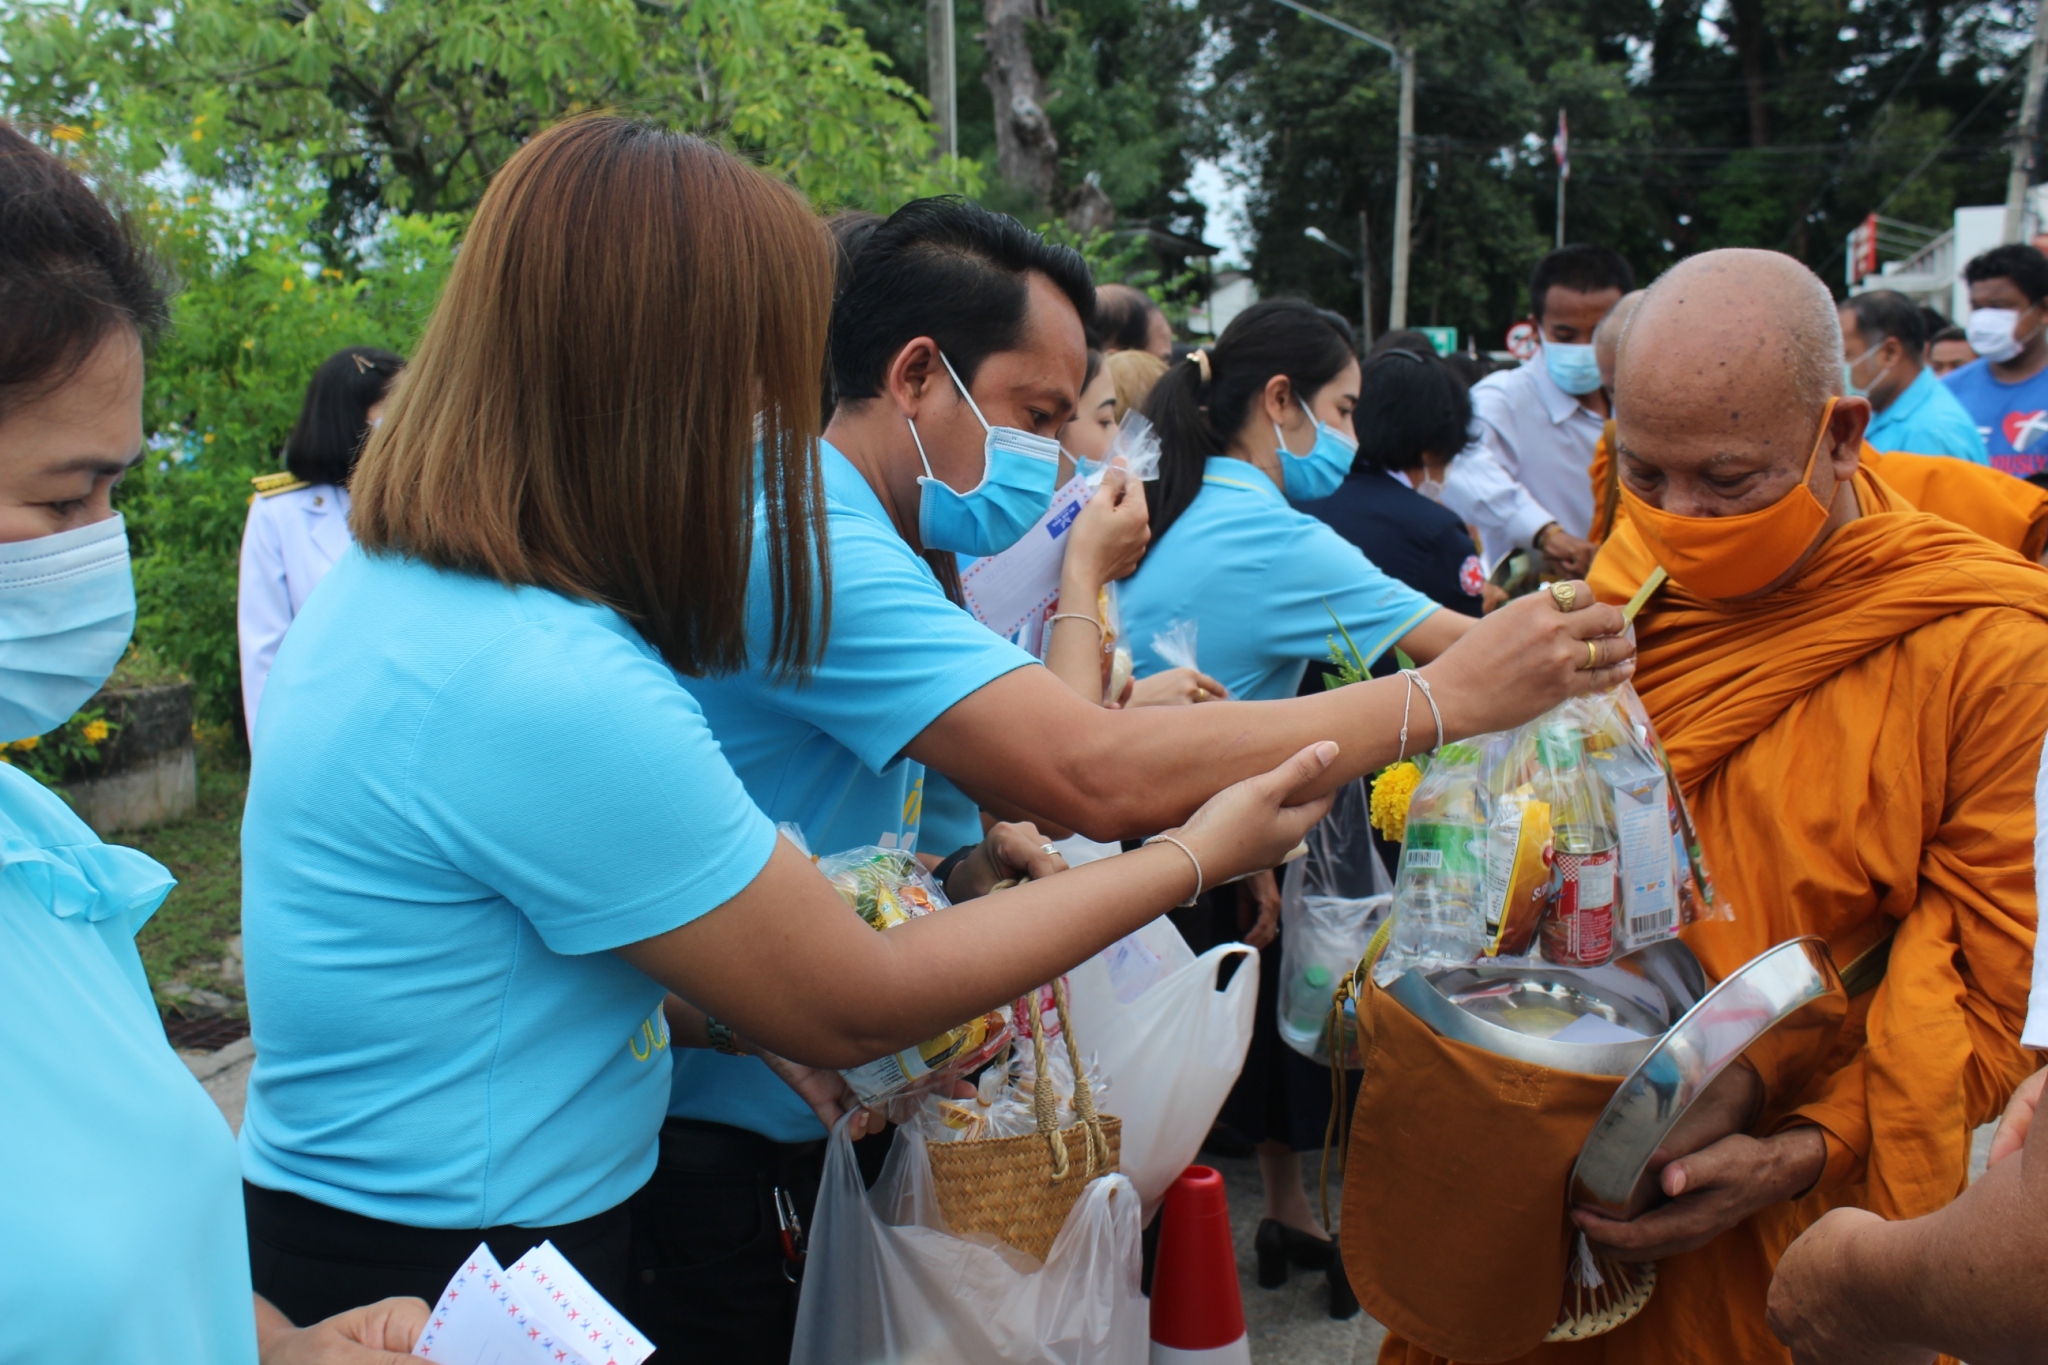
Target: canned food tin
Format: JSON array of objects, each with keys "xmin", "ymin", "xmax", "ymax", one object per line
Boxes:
[{"xmin": 1543, "ymin": 826, "xmax": 1617, "ymax": 966}]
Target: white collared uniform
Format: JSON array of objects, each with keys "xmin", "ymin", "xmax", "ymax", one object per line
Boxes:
[
  {"xmin": 238, "ymin": 479, "xmax": 352, "ymax": 731},
  {"xmin": 1440, "ymin": 354, "xmax": 1607, "ymax": 569}
]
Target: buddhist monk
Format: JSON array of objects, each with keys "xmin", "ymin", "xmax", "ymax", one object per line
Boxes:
[
  {"xmin": 1859, "ymin": 445, "xmax": 2048, "ymax": 562},
  {"xmin": 1584, "ymin": 290, "xmax": 1643, "ymax": 543},
  {"xmin": 1380, "ymin": 248, "xmax": 2048, "ymax": 1365}
]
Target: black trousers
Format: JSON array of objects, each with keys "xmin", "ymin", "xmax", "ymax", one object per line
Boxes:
[
  {"xmin": 627, "ymin": 1118, "xmax": 829, "ymax": 1365},
  {"xmin": 244, "ymin": 1180, "xmax": 633, "ymax": 1327}
]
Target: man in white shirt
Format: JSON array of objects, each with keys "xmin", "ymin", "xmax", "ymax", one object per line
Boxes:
[{"xmin": 1441, "ymin": 244, "xmax": 1633, "ymax": 574}]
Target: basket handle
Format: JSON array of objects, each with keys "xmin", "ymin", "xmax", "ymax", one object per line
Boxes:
[
  {"xmin": 992, "ymin": 878, "xmax": 1112, "ymax": 1181},
  {"xmin": 1024, "ymin": 976, "xmax": 1112, "ymax": 1181}
]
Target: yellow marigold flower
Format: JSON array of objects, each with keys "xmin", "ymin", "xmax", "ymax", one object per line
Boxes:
[
  {"xmin": 12, "ymin": 735, "xmax": 39, "ymax": 752},
  {"xmin": 82, "ymin": 720, "xmax": 109, "ymax": 744},
  {"xmin": 280, "ymin": 276, "xmax": 295, "ymax": 292},
  {"xmin": 1369, "ymin": 760, "xmax": 1422, "ymax": 843},
  {"xmin": 203, "ymin": 432, "xmax": 216, "ymax": 444},
  {"xmin": 52, "ymin": 124, "xmax": 84, "ymax": 143}
]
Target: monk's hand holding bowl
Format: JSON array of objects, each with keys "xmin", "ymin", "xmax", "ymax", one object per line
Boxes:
[
  {"xmin": 1419, "ymin": 580, "xmax": 1634, "ymax": 736},
  {"xmin": 1571, "ymin": 1063, "xmax": 1828, "ymax": 1263}
]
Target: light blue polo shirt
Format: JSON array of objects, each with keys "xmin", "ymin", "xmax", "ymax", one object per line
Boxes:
[
  {"xmin": 1866, "ymin": 366, "xmax": 1989, "ymax": 464},
  {"xmin": 240, "ymin": 549, "xmax": 776, "ymax": 1228},
  {"xmin": 0, "ymin": 764, "xmax": 257, "ymax": 1364},
  {"xmin": 1119, "ymin": 456, "xmax": 1438, "ymax": 701},
  {"xmin": 669, "ymin": 443, "xmax": 1036, "ymax": 1141}
]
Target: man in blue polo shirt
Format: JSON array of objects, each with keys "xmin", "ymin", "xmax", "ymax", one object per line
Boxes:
[
  {"xmin": 630, "ymin": 198, "xmax": 1637, "ymax": 1363},
  {"xmin": 1840, "ymin": 289, "xmax": 1987, "ymax": 463}
]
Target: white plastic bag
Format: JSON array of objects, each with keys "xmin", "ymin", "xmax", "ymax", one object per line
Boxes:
[
  {"xmin": 1278, "ymin": 779, "xmax": 1393, "ymax": 1062},
  {"xmin": 790, "ymin": 1123, "xmax": 1147, "ymax": 1365},
  {"xmin": 1064, "ymin": 936, "xmax": 1259, "ymax": 1219}
]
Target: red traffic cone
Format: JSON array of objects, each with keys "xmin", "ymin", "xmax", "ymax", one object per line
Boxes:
[{"xmin": 1150, "ymin": 1165, "xmax": 1251, "ymax": 1363}]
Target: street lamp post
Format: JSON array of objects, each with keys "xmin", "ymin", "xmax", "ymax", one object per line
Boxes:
[
  {"xmin": 1269, "ymin": 0, "xmax": 1414, "ymax": 328},
  {"xmin": 1304, "ymin": 224, "xmax": 1370, "ymax": 345}
]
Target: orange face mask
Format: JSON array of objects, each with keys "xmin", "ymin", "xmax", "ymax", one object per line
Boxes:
[{"xmin": 1618, "ymin": 397, "xmax": 1841, "ymax": 600}]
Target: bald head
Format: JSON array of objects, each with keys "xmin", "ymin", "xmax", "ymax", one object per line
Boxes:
[
  {"xmin": 1593, "ymin": 289, "xmax": 1645, "ymax": 391},
  {"xmin": 1611, "ymin": 250, "xmax": 1871, "ymax": 592}
]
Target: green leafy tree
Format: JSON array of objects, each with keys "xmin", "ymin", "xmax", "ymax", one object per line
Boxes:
[{"xmin": 3, "ymin": 0, "xmax": 975, "ymax": 251}]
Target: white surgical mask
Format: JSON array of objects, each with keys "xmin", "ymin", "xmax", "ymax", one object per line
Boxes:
[
  {"xmin": 1416, "ymin": 476, "xmax": 1445, "ymax": 502},
  {"xmin": 1966, "ymin": 308, "xmax": 2027, "ymax": 365}
]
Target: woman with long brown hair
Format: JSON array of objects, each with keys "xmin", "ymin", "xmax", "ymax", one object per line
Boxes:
[{"xmin": 235, "ymin": 114, "xmax": 1332, "ymax": 1329}]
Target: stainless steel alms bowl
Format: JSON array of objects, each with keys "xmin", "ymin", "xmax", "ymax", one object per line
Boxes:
[
  {"xmin": 1385, "ymin": 938, "xmax": 1710, "ymax": 1079},
  {"xmin": 1567, "ymin": 936, "xmax": 1846, "ymax": 1221}
]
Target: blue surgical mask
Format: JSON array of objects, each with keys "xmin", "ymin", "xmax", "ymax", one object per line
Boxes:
[
  {"xmin": 908, "ymin": 353, "xmax": 1062, "ymax": 556},
  {"xmin": 1841, "ymin": 348, "xmax": 1879, "ymax": 400},
  {"xmin": 1543, "ymin": 341, "xmax": 1603, "ymax": 396},
  {"xmin": 1273, "ymin": 408, "xmax": 1357, "ymax": 502},
  {"xmin": 0, "ymin": 514, "xmax": 136, "ymax": 743}
]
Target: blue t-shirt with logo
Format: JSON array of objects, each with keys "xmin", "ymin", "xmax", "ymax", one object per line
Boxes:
[
  {"xmin": 1943, "ymin": 359, "xmax": 2048, "ymax": 477},
  {"xmin": 240, "ymin": 549, "xmax": 777, "ymax": 1228},
  {"xmin": 668, "ymin": 443, "xmax": 1037, "ymax": 1141}
]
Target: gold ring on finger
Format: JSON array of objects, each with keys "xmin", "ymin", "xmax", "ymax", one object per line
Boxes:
[
  {"xmin": 1587, "ymin": 639, "xmax": 1600, "ymax": 670},
  {"xmin": 1550, "ymin": 581, "xmax": 1578, "ymax": 613}
]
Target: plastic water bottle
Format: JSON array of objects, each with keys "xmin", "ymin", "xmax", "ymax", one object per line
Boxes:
[{"xmin": 1281, "ymin": 962, "xmax": 1334, "ymax": 1051}]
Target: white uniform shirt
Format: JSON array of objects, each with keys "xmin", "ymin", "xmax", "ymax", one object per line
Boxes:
[
  {"xmin": 1450, "ymin": 355, "xmax": 1608, "ymax": 567},
  {"xmin": 237, "ymin": 482, "xmax": 352, "ymax": 731}
]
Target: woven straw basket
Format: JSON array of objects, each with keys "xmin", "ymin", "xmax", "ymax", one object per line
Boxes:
[
  {"xmin": 1545, "ymin": 1249, "xmax": 1656, "ymax": 1341},
  {"xmin": 926, "ymin": 977, "xmax": 1120, "ymax": 1262}
]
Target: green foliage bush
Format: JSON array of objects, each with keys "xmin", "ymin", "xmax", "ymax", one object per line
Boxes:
[{"xmin": 117, "ymin": 181, "xmax": 459, "ymax": 731}]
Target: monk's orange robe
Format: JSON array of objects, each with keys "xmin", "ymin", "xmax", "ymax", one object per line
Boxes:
[
  {"xmin": 1381, "ymin": 471, "xmax": 2048, "ymax": 1365},
  {"xmin": 1861, "ymin": 444, "xmax": 2048, "ymax": 561},
  {"xmin": 1586, "ymin": 420, "xmax": 1619, "ymax": 543}
]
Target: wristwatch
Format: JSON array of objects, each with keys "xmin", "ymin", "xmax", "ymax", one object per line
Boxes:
[{"xmin": 705, "ymin": 1016, "xmax": 744, "ymax": 1056}]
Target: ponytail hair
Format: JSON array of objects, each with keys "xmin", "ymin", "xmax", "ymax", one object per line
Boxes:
[{"xmin": 1141, "ymin": 298, "xmax": 1356, "ymax": 543}]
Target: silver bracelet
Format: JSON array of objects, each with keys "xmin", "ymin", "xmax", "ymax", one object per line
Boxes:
[
  {"xmin": 1144, "ymin": 833, "xmax": 1204, "ymax": 907},
  {"xmin": 1048, "ymin": 611, "xmax": 1104, "ymax": 639},
  {"xmin": 1400, "ymin": 668, "xmax": 1444, "ymax": 755}
]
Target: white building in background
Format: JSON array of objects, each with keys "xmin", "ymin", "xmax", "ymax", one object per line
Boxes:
[
  {"xmin": 1847, "ymin": 188, "xmax": 2048, "ymax": 317},
  {"xmin": 1187, "ymin": 270, "xmax": 1257, "ymax": 338}
]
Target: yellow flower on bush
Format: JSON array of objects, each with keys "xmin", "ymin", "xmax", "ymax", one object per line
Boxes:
[
  {"xmin": 1369, "ymin": 760, "xmax": 1422, "ymax": 843},
  {"xmin": 12, "ymin": 735, "xmax": 39, "ymax": 753},
  {"xmin": 52, "ymin": 124, "xmax": 84, "ymax": 143},
  {"xmin": 82, "ymin": 720, "xmax": 109, "ymax": 744}
]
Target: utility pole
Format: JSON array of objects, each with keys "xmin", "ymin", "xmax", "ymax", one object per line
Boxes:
[
  {"xmin": 1553, "ymin": 109, "xmax": 1568, "ymax": 249},
  {"xmin": 2006, "ymin": 2, "xmax": 2048, "ymax": 242},
  {"xmin": 1390, "ymin": 45, "xmax": 1414, "ymax": 329},
  {"xmin": 1358, "ymin": 208, "xmax": 1373, "ymax": 346},
  {"xmin": 926, "ymin": 0, "xmax": 957, "ymax": 162},
  {"xmin": 1268, "ymin": 0, "xmax": 1414, "ymax": 328}
]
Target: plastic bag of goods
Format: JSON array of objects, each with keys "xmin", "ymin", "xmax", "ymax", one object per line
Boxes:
[
  {"xmin": 1278, "ymin": 777, "xmax": 1392, "ymax": 1065},
  {"xmin": 1374, "ymin": 685, "xmax": 1725, "ymax": 985},
  {"xmin": 816, "ymin": 846, "xmax": 1015, "ymax": 1106}
]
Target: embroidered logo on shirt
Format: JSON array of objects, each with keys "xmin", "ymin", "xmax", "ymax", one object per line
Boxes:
[
  {"xmin": 1459, "ymin": 555, "xmax": 1485, "ymax": 597},
  {"xmin": 2002, "ymin": 409, "xmax": 2048, "ymax": 452},
  {"xmin": 627, "ymin": 1007, "xmax": 671, "ymax": 1062}
]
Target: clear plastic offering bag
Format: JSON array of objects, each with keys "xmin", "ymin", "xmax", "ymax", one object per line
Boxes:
[
  {"xmin": 1278, "ymin": 778, "xmax": 1392, "ymax": 1065},
  {"xmin": 1376, "ymin": 685, "xmax": 1726, "ymax": 985},
  {"xmin": 816, "ymin": 846, "xmax": 1016, "ymax": 1106}
]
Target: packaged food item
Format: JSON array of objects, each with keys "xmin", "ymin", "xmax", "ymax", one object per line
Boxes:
[
  {"xmin": 815, "ymin": 846, "xmax": 1016, "ymax": 1107},
  {"xmin": 1589, "ymin": 749, "xmax": 1680, "ymax": 950},
  {"xmin": 1481, "ymin": 790, "xmax": 1552, "ymax": 957}
]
